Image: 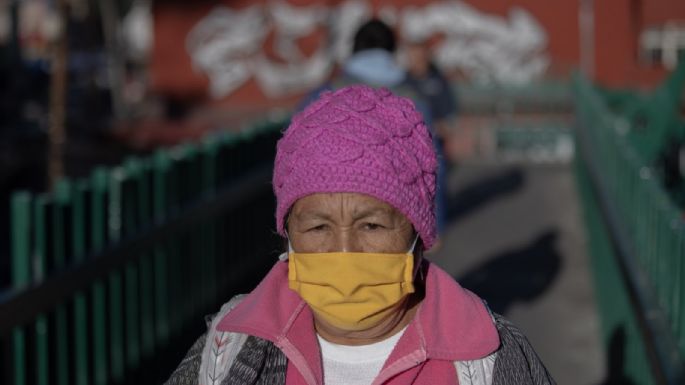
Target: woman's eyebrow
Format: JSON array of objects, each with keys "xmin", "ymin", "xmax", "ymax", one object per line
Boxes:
[
  {"xmin": 351, "ymin": 207, "xmax": 393, "ymax": 221},
  {"xmin": 293, "ymin": 206, "xmax": 394, "ymax": 222},
  {"xmin": 293, "ymin": 211, "xmax": 333, "ymax": 221}
]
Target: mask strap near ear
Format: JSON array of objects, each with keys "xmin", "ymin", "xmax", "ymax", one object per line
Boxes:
[
  {"xmin": 409, "ymin": 234, "xmax": 423, "ymax": 281},
  {"xmin": 408, "ymin": 234, "xmax": 419, "ymax": 254},
  {"xmin": 278, "ymin": 232, "xmax": 293, "ymax": 261}
]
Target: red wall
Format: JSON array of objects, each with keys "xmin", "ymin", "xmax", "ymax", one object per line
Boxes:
[
  {"xmin": 642, "ymin": 0, "xmax": 685, "ymax": 24},
  {"xmin": 594, "ymin": 0, "xmax": 685, "ymax": 88},
  {"xmin": 150, "ymin": 0, "xmax": 685, "ymax": 106},
  {"xmin": 152, "ymin": 0, "xmax": 583, "ymax": 107},
  {"xmin": 152, "ymin": 0, "xmax": 324, "ymax": 107},
  {"xmin": 461, "ymin": 0, "xmax": 580, "ymax": 76}
]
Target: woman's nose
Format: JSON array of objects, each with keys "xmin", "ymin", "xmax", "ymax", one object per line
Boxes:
[{"xmin": 332, "ymin": 230, "xmax": 362, "ymax": 253}]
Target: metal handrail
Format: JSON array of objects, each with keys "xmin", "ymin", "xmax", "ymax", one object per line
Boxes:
[
  {"xmin": 574, "ymin": 72, "xmax": 685, "ymax": 384},
  {"xmin": 576, "ymin": 117, "xmax": 684, "ymax": 385},
  {"xmin": 0, "ymin": 164, "xmax": 272, "ymax": 336}
]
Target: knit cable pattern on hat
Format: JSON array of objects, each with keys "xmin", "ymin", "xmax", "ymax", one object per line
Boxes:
[{"xmin": 273, "ymin": 85, "xmax": 438, "ymax": 249}]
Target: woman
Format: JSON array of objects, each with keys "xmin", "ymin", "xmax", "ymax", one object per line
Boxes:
[{"xmin": 166, "ymin": 85, "xmax": 555, "ymax": 385}]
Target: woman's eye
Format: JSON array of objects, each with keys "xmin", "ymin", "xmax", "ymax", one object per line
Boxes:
[
  {"xmin": 307, "ymin": 224, "xmax": 327, "ymax": 232},
  {"xmin": 363, "ymin": 223, "xmax": 383, "ymax": 230}
]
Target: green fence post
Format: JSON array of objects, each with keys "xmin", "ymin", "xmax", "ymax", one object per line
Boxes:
[
  {"xmin": 214, "ymin": 133, "xmax": 231, "ymax": 296},
  {"xmin": 674, "ymin": 221, "xmax": 685, "ymax": 356},
  {"xmin": 153, "ymin": 150, "xmax": 170, "ymax": 346},
  {"xmin": 11, "ymin": 192, "xmax": 31, "ymax": 385},
  {"xmin": 202, "ymin": 137, "xmax": 219, "ymax": 308},
  {"xmin": 53, "ymin": 180, "xmax": 71, "ymax": 385},
  {"xmin": 129, "ymin": 157, "xmax": 155, "ymax": 359},
  {"xmin": 122, "ymin": 159, "xmax": 141, "ymax": 371},
  {"xmin": 108, "ymin": 168, "xmax": 125, "ymax": 382},
  {"xmin": 170, "ymin": 144, "xmax": 197, "ymax": 329},
  {"xmin": 166, "ymin": 147, "xmax": 182, "ymax": 336},
  {"xmin": 33, "ymin": 194, "xmax": 49, "ymax": 385},
  {"xmin": 180, "ymin": 144, "xmax": 200, "ymax": 321},
  {"xmin": 666, "ymin": 215, "xmax": 681, "ymax": 336},
  {"xmin": 91, "ymin": 167, "xmax": 109, "ymax": 385},
  {"xmin": 71, "ymin": 180, "xmax": 89, "ymax": 385},
  {"xmin": 654, "ymin": 196, "xmax": 671, "ymax": 314},
  {"xmin": 11, "ymin": 193, "xmax": 32, "ymax": 286}
]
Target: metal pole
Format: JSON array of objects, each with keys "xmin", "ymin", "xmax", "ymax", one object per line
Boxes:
[
  {"xmin": 48, "ymin": 0, "xmax": 69, "ymax": 189},
  {"xmin": 98, "ymin": 0, "xmax": 126, "ymax": 120},
  {"xmin": 579, "ymin": 0, "xmax": 595, "ymax": 78}
]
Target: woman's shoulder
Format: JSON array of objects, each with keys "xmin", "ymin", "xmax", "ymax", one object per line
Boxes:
[
  {"xmin": 490, "ymin": 313, "xmax": 556, "ymax": 385},
  {"xmin": 203, "ymin": 294, "xmax": 247, "ymax": 326},
  {"xmin": 164, "ymin": 295, "xmax": 249, "ymax": 385}
]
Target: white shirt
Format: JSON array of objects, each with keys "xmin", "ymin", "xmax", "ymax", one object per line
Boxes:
[{"xmin": 317, "ymin": 327, "xmax": 407, "ymax": 385}]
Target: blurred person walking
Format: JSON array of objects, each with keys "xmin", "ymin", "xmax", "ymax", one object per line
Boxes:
[
  {"xmin": 404, "ymin": 41, "xmax": 459, "ymax": 135},
  {"xmin": 404, "ymin": 40, "xmax": 459, "ymax": 248},
  {"xmin": 300, "ymin": 19, "xmax": 411, "ymax": 102}
]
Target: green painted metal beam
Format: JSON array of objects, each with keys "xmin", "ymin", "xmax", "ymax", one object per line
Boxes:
[{"xmin": 11, "ymin": 193, "xmax": 31, "ymax": 385}]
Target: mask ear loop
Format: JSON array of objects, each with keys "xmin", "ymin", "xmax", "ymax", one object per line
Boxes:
[
  {"xmin": 407, "ymin": 234, "xmax": 419, "ymax": 254},
  {"xmin": 278, "ymin": 232, "xmax": 293, "ymax": 261},
  {"xmin": 409, "ymin": 234, "xmax": 424, "ymax": 282}
]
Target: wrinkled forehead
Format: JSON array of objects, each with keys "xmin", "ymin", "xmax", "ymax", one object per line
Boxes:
[{"xmin": 289, "ymin": 192, "xmax": 408, "ymax": 222}]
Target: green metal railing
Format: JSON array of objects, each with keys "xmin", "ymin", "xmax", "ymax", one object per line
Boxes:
[
  {"xmin": 574, "ymin": 72, "xmax": 685, "ymax": 384},
  {"xmin": 596, "ymin": 63, "xmax": 685, "ymax": 165},
  {"xmin": 1, "ymin": 119, "xmax": 287, "ymax": 385},
  {"xmin": 457, "ymin": 82, "xmax": 573, "ymax": 114},
  {"xmin": 494, "ymin": 122, "xmax": 573, "ymax": 163},
  {"xmin": 455, "ymin": 81, "xmax": 575, "ymax": 163}
]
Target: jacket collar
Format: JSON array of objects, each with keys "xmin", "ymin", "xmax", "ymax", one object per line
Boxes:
[
  {"xmin": 216, "ymin": 262, "xmax": 323, "ymax": 384},
  {"xmin": 216, "ymin": 261, "xmax": 499, "ymax": 378},
  {"xmin": 413, "ymin": 262, "xmax": 499, "ymax": 360}
]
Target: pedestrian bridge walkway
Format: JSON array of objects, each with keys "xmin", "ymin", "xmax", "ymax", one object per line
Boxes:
[{"xmin": 430, "ymin": 161, "xmax": 604, "ymax": 384}]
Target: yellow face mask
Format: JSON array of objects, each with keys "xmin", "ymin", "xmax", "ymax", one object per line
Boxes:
[{"xmin": 287, "ymin": 239, "xmax": 417, "ymax": 331}]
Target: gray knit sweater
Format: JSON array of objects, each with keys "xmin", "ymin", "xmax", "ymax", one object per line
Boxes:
[{"xmin": 165, "ymin": 313, "xmax": 555, "ymax": 385}]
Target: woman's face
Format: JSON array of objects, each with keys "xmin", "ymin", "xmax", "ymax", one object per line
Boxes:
[{"xmin": 287, "ymin": 192, "xmax": 415, "ymax": 253}]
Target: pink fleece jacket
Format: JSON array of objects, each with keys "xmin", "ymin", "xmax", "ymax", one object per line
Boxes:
[{"xmin": 217, "ymin": 261, "xmax": 499, "ymax": 385}]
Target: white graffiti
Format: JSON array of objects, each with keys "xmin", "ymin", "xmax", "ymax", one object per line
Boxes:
[
  {"xmin": 186, "ymin": 0, "xmax": 549, "ymax": 98},
  {"xmin": 254, "ymin": 1, "xmax": 335, "ymax": 97},
  {"xmin": 329, "ymin": 0, "xmax": 373, "ymax": 63},
  {"xmin": 402, "ymin": 2, "xmax": 548, "ymax": 84},
  {"xmin": 186, "ymin": 6, "xmax": 268, "ymax": 98},
  {"xmin": 122, "ymin": 0, "xmax": 154, "ymax": 63}
]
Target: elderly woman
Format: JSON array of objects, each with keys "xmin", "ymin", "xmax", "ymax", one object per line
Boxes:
[{"xmin": 166, "ymin": 85, "xmax": 554, "ymax": 385}]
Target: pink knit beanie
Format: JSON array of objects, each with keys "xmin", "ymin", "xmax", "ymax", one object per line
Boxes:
[{"xmin": 273, "ymin": 85, "xmax": 438, "ymax": 249}]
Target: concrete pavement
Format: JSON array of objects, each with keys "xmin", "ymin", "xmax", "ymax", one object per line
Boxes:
[{"xmin": 428, "ymin": 161, "xmax": 606, "ymax": 385}]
